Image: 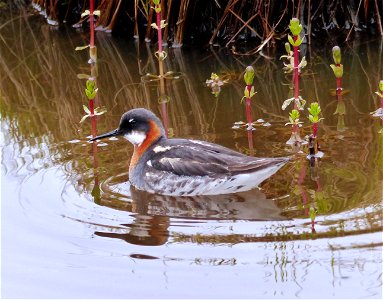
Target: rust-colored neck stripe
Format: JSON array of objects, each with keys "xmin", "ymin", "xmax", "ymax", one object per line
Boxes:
[{"xmin": 129, "ymin": 120, "xmax": 162, "ymax": 171}]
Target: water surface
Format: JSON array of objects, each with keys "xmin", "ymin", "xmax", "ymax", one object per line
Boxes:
[{"xmin": 1, "ymin": 13, "xmax": 382, "ymax": 298}]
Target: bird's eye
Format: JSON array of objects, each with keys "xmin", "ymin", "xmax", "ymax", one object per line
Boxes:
[{"xmin": 128, "ymin": 118, "xmax": 135, "ymax": 123}]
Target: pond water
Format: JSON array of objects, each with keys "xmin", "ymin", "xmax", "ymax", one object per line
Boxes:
[{"xmin": 1, "ymin": 13, "xmax": 382, "ymax": 299}]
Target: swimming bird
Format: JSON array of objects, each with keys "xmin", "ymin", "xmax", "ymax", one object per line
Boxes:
[{"xmin": 90, "ymin": 108, "xmax": 288, "ymax": 196}]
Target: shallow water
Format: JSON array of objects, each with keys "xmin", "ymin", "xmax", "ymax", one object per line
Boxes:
[{"xmin": 1, "ymin": 13, "xmax": 382, "ymax": 298}]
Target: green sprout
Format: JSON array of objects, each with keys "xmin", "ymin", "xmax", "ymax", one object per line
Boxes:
[
  {"xmin": 285, "ymin": 109, "xmax": 303, "ymax": 126},
  {"xmin": 241, "ymin": 66, "xmax": 256, "ymax": 102},
  {"xmin": 332, "ymin": 46, "xmax": 341, "ymax": 64},
  {"xmin": 287, "ymin": 18, "xmax": 304, "ymax": 47},
  {"xmin": 330, "ymin": 64, "xmax": 343, "ymax": 78},
  {"xmin": 80, "ymin": 79, "xmax": 106, "ymax": 123},
  {"xmin": 85, "ymin": 79, "xmax": 98, "ymax": 100},
  {"xmin": 330, "ymin": 46, "xmax": 343, "ymax": 78},
  {"xmin": 244, "ymin": 66, "xmax": 255, "ymax": 85},
  {"xmin": 152, "ymin": 0, "xmax": 161, "ymax": 13},
  {"xmin": 289, "ymin": 18, "xmax": 303, "ymax": 36},
  {"xmin": 308, "ymin": 102, "xmax": 324, "ymax": 124}
]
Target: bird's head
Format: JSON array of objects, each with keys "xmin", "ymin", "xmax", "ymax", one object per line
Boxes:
[{"xmin": 89, "ymin": 108, "xmax": 166, "ymax": 146}]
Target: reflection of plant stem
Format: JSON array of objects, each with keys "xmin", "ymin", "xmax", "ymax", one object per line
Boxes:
[
  {"xmin": 91, "ymin": 140, "xmax": 101, "ymax": 204},
  {"xmin": 245, "ymin": 85, "xmax": 253, "ymax": 125},
  {"xmin": 89, "ymin": 98, "xmax": 97, "ymax": 137},
  {"xmin": 293, "ymin": 35, "xmax": 299, "ymax": 110},
  {"xmin": 297, "ymin": 164, "xmax": 309, "ymax": 216}
]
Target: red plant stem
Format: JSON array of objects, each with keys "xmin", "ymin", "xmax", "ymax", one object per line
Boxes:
[
  {"xmin": 336, "ymin": 77, "xmax": 342, "ymax": 91},
  {"xmin": 89, "ymin": 99, "xmax": 97, "ymax": 138},
  {"xmin": 335, "ymin": 63, "xmax": 343, "ymax": 100},
  {"xmin": 89, "ymin": 0, "xmax": 95, "ymax": 47},
  {"xmin": 293, "ymin": 35, "xmax": 299, "ymax": 109},
  {"xmin": 156, "ymin": 9, "xmax": 163, "ymax": 53},
  {"xmin": 313, "ymin": 122, "xmax": 318, "ymax": 138}
]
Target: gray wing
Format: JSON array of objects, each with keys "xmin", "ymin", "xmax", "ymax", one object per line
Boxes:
[{"xmin": 148, "ymin": 139, "xmax": 288, "ymax": 177}]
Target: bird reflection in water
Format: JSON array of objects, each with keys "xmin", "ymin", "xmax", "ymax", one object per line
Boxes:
[{"xmin": 94, "ymin": 185, "xmax": 287, "ymax": 246}]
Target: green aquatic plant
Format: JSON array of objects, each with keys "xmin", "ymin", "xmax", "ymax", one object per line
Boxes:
[
  {"xmin": 243, "ymin": 66, "xmax": 255, "ymax": 130},
  {"xmin": 74, "ymin": 0, "xmax": 106, "ymax": 138},
  {"xmin": 232, "ymin": 66, "xmax": 270, "ymax": 132},
  {"xmin": 80, "ymin": 79, "xmax": 106, "ymax": 125},
  {"xmin": 243, "ymin": 66, "xmax": 256, "ymax": 100},
  {"xmin": 285, "ymin": 109, "xmax": 303, "ymax": 127},
  {"xmin": 281, "ymin": 18, "xmax": 307, "ymax": 111},
  {"xmin": 285, "ymin": 109, "xmax": 304, "ymax": 145},
  {"xmin": 308, "ymin": 102, "xmax": 324, "ymax": 138},
  {"xmin": 307, "ymin": 102, "xmax": 324, "ymax": 158},
  {"xmin": 330, "ymin": 46, "xmax": 344, "ymax": 97}
]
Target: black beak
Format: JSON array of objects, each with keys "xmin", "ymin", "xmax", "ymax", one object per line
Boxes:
[{"xmin": 89, "ymin": 129, "xmax": 122, "ymax": 142}]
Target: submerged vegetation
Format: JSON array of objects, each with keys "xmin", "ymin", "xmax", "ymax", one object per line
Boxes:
[{"xmin": 8, "ymin": 0, "xmax": 381, "ymax": 51}]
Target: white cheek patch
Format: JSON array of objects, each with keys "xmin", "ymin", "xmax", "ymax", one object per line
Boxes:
[{"xmin": 124, "ymin": 131, "xmax": 146, "ymax": 146}]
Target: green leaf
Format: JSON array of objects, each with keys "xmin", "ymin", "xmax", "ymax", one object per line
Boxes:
[
  {"xmin": 284, "ymin": 42, "xmax": 291, "ymax": 54},
  {"xmin": 330, "ymin": 64, "xmax": 343, "ymax": 78},
  {"xmin": 289, "ymin": 18, "xmax": 302, "ymax": 36},
  {"xmin": 83, "ymin": 105, "xmax": 90, "ymax": 114},
  {"xmin": 244, "ymin": 66, "xmax": 255, "ymax": 85},
  {"xmin": 309, "ymin": 207, "xmax": 317, "ymax": 221},
  {"xmin": 86, "ymin": 79, "xmax": 96, "ymax": 90},
  {"xmin": 308, "ymin": 102, "xmax": 321, "ymax": 117},
  {"xmin": 293, "ymin": 36, "xmax": 303, "ymax": 47},
  {"xmin": 379, "ymin": 80, "xmax": 383, "ymax": 92},
  {"xmin": 287, "ymin": 34, "xmax": 295, "ymax": 46},
  {"xmin": 332, "ymin": 46, "xmax": 341, "ymax": 64},
  {"xmin": 75, "ymin": 45, "xmax": 90, "ymax": 51},
  {"xmin": 308, "ymin": 115, "xmax": 315, "ymax": 123},
  {"xmin": 289, "ymin": 109, "xmax": 300, "ymax": 121}
]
